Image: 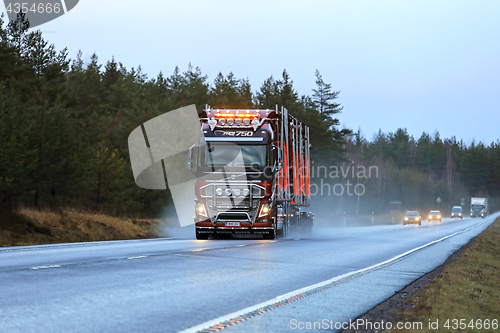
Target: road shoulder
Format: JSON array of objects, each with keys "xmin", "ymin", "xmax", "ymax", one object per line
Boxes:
[{"xmin": 341, "ymin": 216, "xmax": 500, "ymax": 333}]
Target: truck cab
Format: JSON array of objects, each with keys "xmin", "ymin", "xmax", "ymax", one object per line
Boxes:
[{"xmin": 189, "ymin": 107, "xmax": 313, "ymax": 240}]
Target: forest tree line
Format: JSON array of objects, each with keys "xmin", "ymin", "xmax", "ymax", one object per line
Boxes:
[{"xmin": 1, "ymin": 14, "xmax": 499, "ymax": 219}]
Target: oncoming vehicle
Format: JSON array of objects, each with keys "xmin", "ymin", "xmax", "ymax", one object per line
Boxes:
[
  {"xmin": 428, "ymin": 210, "xmax": 441, "ymax": 222},
  {"xmin": 451, "ymin": 206, "xmax": 463, "ymax": 219},
  {"xmin": 403, "ymin": 211, "xmax": 422, "ymax": 226},
  {"xmin": 470, "ymin": 197, "xmax": 488, "ymax": 218}
]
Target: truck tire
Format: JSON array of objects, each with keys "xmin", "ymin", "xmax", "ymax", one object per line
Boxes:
[{"xmin": 196, "ymin": 231, "xmax": 209, "ymax": 240}]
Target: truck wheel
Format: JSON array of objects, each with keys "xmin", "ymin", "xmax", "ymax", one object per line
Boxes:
[
  {"xmin": 277, "ymin": 220, "xmax": 288, "ymax": 237},
  {"xmin": 196, "ymin": 231, "xmax": 209, "ymax": 240}
]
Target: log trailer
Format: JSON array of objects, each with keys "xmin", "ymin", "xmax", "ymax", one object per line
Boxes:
[{"xmin": 188, "ymin": 107, "xmax": 314, "ymax": 239}]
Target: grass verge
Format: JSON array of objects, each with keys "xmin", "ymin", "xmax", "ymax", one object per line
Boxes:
[
  {"xmin": 391, "ymin": 217, "xmax": 500, "ymax": 332},
  {"xmin": 0, "ymin": 208, "xmax": 168, "ymax": 247}
]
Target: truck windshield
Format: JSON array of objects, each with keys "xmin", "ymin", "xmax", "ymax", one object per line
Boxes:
[
  {"xmin": 471, "ymin": 205, "xmax": 483, "ymax": 210},
  {"xmin": 199, "ymin": 144, "xmax": 268, "ymax": 169}
]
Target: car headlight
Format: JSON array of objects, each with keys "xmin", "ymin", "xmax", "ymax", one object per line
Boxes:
[
  {"xmin": 196, "ymin": 202, "xmax": 208, "ymax": 217},
  {"xmin": 259, "ymin": 203, "xmax": 272, "ymax": 218},
  {"xmin": 415, "ymin": 217, "xmax": 420, "ymax": 221},
  {"xmin": 429, "ymin": 215, "xmax": 432, "ymax": 219},
  {"xmin": 458, "ymin": 213, "xmax": 461, "ymax": 216},
  {"xmin": 438, "ymin": 215, "xmax": 441, "ymax": 219},
  {"xmin": 404, "ymin": 217, "xmax": 409, "ymax": 221},
  {"xmin": 215, "ymin": 188, "xmax": 223, "ymax": 196}
]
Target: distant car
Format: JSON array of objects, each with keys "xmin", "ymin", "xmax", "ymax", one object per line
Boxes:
[
  {"xmin": 428, "ymin": 210, "xmax": 442, "ymax": 222},
  {"xmin": 404, "ymin": 211, "xmax": 422, "ymax": 225},
  {"xmin": 451, "ymin": 206, "xmax": 463, "ymax": 219}
]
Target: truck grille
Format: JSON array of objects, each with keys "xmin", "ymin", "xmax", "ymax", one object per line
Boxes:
[
  {"xmin": 217, "ymin": 213, "xmax": 250, "ymax": 221},
  {"xmin": 216, "ymin": 198, "xmax": 252, "ymax": 209},
  {"xmin": 201, "ymin": 186, "xmax": 213, "ymax": 197}
]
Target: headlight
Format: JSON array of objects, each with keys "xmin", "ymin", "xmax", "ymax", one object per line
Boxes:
[
  {"xmin": 215, "ymin": 188, "xmax": 223, "ymax": 196},
  {"xmin": 196, "ymin": 202, "xmax": 208, "ymax": 217},
  {"xmin": 415, "ymin": 217, "xmax": 420, "ymax": 220},
  {"xmin": 259, "ymin": 203, "xmax": 272, "ymax": 218},
  {"xmin": 243, "ymin": 118, "xmax": 251, "ymax": 126},
  {"xmin": 233, "ymin": 188, "xmax": 241, "ymax": 196},
  {"xmin": 438, "ymin": 215, "xmax": 441, "ymax": 218},
  {"xmin": 429, "ymin": 215, "xmax": 432, "ymax": 219},
  {"xmin": 458, "ymin": 213, "xmax": 461, "ymax": 216},
  {"xmin": 242, "ymin": 188, "xmax": 250, "ymax": 196},
  {"xmin": 219, "ymin": 118, "xmax": 226, "ymax": 126},
  {"xmin": 227, "ymin": 118, "xmax": 234, "ymax": 126},
  {"xmin": 225, "ymin": 188, "xmax": 232, "ymax": 196},
  {"xmin": 404, "ymin": 217, "xmax": 409, "ymax": 221},
  {"xmin": 235, "ymin": 118, "xmax": 242, "ymax": 126}
]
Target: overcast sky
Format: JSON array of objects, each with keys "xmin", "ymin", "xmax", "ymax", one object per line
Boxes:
[{"xmin": 7, "ymin": 0, "xmax": 499, "ymax": 144}]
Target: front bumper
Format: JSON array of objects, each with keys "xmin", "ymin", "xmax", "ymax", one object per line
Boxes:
[{"xmin": 196, "ymin": 226, "xmax": 275, "ymax": 235}]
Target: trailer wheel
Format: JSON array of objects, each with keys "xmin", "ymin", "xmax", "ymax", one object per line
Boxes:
[{"xmin": 195, "ymin": 231, "xmax": 209, "ymax": 240}]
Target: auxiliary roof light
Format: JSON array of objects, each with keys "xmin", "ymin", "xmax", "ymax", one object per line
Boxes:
[
  {"xmin": 219, "ymin": 118, "xmax": 226, "ymax": 126},
  {"xmin": 251, "ymin": 118, "xmax": 260, "ymax": 130},
  {"xmin": 235, "ymin": 118, "xmax": 242, "ymax": 126},
  {"xmin": 227, "ymin": 118, "xmax": 234, "ymax": 126},
  {"xmin": 208, "ymin": 118, "xmax": 217, "ymax": 131},
  {"xmin": 243, "ymin": 118, "xmax": 251, "ymax": 126}
]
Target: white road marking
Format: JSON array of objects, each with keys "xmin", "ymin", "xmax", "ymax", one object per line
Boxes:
[
  {"xmin": 127, "ymin": 256, "xmax": 147, "ymax": 260},
  {"xmin": 178, "ymin": 219, "xmax": 492, "ymax": 333},
  {"xmin": 31, "ymin": 265, "xmax": 60, "ymax": 270}
]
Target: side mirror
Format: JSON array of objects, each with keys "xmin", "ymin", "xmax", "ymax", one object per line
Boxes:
[{"xmin": 188, "ymin": 143, "xmax": 198, "ymax": 171}]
